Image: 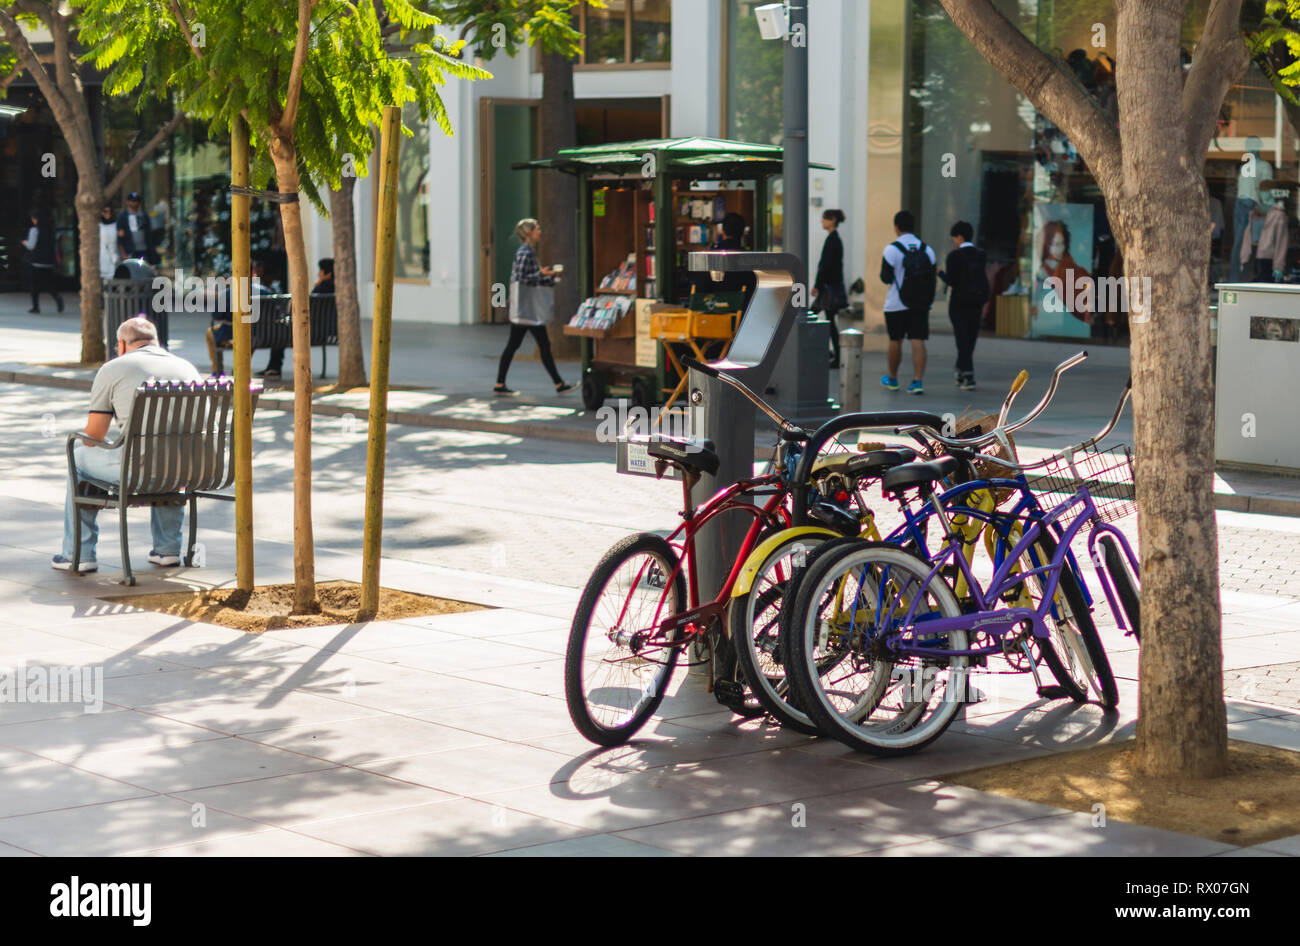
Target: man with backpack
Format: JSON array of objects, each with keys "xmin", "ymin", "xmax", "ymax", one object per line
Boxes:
[
  {"xmin": 939, "ymin": 220, "xmax": 990, "ymax": 391},
  {"xmin": 879, "ymin": 210, "xmax": 937, "ymax": 395}
]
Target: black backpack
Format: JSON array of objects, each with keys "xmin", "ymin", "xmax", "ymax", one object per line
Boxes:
[
  {"xmin": 892, "ymin": 239, "xmax": 937, "ymax": 310},
  {"xmin": 952, "ymin": 247, "xmax": 990, "ymax": 306}
]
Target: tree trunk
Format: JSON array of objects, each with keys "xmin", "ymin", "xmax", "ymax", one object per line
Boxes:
[
  {"xmin": 269, "ymin": 135, "xmax": 317, "ymax": 613},
  {"xmin": 73, "ymin": 183, "xmax": 107, "ymax": 363},
  {"xmin": 539, "ymin": 49, "xmax": 580, "ymax": 360},
  {"xmin": 331, "ymin": 174, "xmax": 366, "ymax": 388},
  {"xmin": 1112, "ymin": 0, "xmax": 1227, "ymax": 778}
]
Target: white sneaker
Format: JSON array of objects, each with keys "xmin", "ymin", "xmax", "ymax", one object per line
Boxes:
[
  {"xmin": 52, "ymin": 555, "xmax": 97, "ymax": 573},
  {"xmin": 148, "ymin": 550, "xmax": 181, "ymax": 566}
]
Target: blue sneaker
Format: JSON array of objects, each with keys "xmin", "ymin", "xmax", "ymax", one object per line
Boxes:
[
  {"xmin": 907, "ymin": 380, "xmax": 924, "ymax": 395},
  {"xmin": 880, "ymin": 374, "xmax": 900, "ymax": 391},
  {"xmin": 51, "ymin": 554, "xmax": 97, "ymax": 573}
]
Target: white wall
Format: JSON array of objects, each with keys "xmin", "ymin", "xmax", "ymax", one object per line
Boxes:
[{"xmin": 670, "ymin": 0, "xmax": 723, "ymax": 137}]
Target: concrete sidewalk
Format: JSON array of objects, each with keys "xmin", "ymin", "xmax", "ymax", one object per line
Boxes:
[
  {"xmin": 3, "ymin": 503, "xmax": 1300, "ymax": 856},
  {"xmin": 3, "ymin": 291, "xmax": 1299, "ymax": 514}
]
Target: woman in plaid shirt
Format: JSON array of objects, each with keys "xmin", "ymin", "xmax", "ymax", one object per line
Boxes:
[{"xmin": 495, "ymin": 218, "xmax": 576, "ymax": 396}]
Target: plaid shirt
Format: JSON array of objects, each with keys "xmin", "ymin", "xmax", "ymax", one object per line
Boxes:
[{"xmin": 511, "ymin": 243, "xmax": 553, "ymax": 287}]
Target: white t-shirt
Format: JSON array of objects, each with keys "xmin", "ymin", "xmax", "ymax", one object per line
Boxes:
[
  {"xmin": 881, "ymin": 233, "xmax": 937, "ymax": 312},
  {"xmin": 89, "ymin": 344, "xmax": 202, "ymax": 436},
  {"xmin": 1238, "ymin": 157, "xmax": 1273, "ymax": 204}
]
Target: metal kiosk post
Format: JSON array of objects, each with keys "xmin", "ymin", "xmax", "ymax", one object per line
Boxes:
[{"xmin": 615, "ymin": 248, "xmax": 803, "ymax": 609}]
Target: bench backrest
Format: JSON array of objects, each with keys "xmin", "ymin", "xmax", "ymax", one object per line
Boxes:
[
  {"xmin": 248, "ymin": 293, "xmax": 337, "ymax": 348},
  {"xmin": 119, "ymin": 379, "xmax": 236, "ymax": 495}
]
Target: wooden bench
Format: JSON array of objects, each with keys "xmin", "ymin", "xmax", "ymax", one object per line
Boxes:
[
  {"xmin": 66, "ymin": 378, "xmax": 247, "ymax": 585},
  {"xmin": 211, "ymin": 293, "xmax": 339, "ymax": 378}
]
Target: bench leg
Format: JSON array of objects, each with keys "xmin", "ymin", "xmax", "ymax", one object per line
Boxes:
[
  {"xmin": 119, "ymin": 504, "xmax": 135, "ymax": 586},
  {"xmin": 72, "ymin": 500, "xmax": 83, "ymax": 572},
  {"xmin": 319, "ymin": 345, "xmax": 326, "ymax": 379},
  {"xmin": 185, "ymin": 496, "xmax": 199, "ymax": 567}
]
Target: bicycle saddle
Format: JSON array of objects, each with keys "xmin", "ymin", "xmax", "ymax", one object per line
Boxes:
[
  {"xmin": 881, "ymin": 455, "xmax": 962, "ymax": 496},
  {"xmin": 846, "ymin": 447, "xmax": 918, "ymax": 481},
  {"xmin": 645, "ymin": 436, "xmax": 721, "ymax": 477}
]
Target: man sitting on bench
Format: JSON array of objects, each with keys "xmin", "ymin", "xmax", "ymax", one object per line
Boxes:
[
  {"xmin": 257, "ymin": 257, "xmax": 334, "ymax": 379},
  {"xmin": 54, "ymin": 317, "xmax": 202, "ymax": 573}
]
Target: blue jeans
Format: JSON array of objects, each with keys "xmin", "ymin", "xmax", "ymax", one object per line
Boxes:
[{"xmin": 62, "ymin": 441, "xmax": 184, "ymax": 561}]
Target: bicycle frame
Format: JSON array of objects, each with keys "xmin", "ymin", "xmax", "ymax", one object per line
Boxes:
[{"xmin": 875, "ymin": 486, "xmax": 1136, "ymax": 660}]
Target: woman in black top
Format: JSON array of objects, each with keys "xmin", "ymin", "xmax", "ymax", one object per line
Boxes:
[
  {"xmin": 23, "ymin": 208, "xmax": 64, "ymax": 314},
  {"xmin": 813, "ymin": 209, "xmax": 846, "ymax": 367}
]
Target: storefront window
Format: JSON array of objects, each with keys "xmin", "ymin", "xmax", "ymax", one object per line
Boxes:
[
  {"xmin": 725, "ymin": 0, "xmax": 783, "ymax": 145},
  {"xmin": 631, "ymin": 0, "xmax": 672, "ymax": 63},
  {"xmin": 395, "ymin": 101, "xmax": 432, "ymax": 280},
  {"xmin": 570, "ymin": 1, "xmax": 670, "ymax": 67}
]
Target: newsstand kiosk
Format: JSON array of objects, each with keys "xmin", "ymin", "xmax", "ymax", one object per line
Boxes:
[{"xmin": 517, "ymin": 137, "xmax": 829, "ymax": 412}]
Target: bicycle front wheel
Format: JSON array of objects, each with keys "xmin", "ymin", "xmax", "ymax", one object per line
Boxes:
[
  {"xmin": 785, "ymin": 542, "xmax": 969, "ymax": 756},
  {"xmin": 565, "ymin": 533, "xmax": 686, "ymax": 746}
]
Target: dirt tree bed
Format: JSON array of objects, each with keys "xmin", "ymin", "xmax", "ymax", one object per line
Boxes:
[
  {"xmin": 947, "ymin": 739, "xmax": 1300, "ymax": 846},
  {"xmin": 112, "ymin": 580, "xmax": 486, "ymax": 633}
]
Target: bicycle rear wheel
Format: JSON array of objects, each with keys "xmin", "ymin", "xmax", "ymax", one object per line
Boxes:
[
  {"xmin": 729, "ymin": 531, "xmax": 836, "ymax": 734},
  {"xmin": 1025, "ymin": 531, "xmax": 1118, "ymax": 709},
  {"xmin": 784, "ymin": 541, "xmax": 969, "ymax": 756},
  {"xmin": 565, "ymin": 533, "xmax": 686, "ymax": 746}
]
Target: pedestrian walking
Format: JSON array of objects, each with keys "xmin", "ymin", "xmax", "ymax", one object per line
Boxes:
[
  {"xmin": 939, "ymin": 220, "xmax": 989, "ymax": 391},
  {"xmin": 116, "ymin": 191, "xmax": 160, "ymax": 266},
  {"xmin": 813, "ymin": 209, "xmax": 848, "ymax": 367},
  {"xmin": 22, "ymin": 208, "xmax": 64, "ymax": 314},
  {"xmin": 98, "ymin": 203, "xmax": 120, "ymax": 281},
  {"xmin": 495, "ymin": 218, "xmax": 575, "ymax": 397},
  {"xmin": 879, "ymin": 210, "xmax": 936, "ymax": 395}
]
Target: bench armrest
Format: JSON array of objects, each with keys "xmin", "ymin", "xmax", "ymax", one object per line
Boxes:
[{"xmin": 66, "ymin": 431, "xmax": 124, "ymax": 491}]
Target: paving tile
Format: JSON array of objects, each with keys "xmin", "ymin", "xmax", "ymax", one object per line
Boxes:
[
  {"xmin": 66, "ymin": 736, "xmax": 338, "ymax": 793},
  {"xmin": 533, "ymin": 715, "xmax": 816, "ymax": 770},
  {"xmin": 394, "ymin": 608, "xmax": 568, "ymax": 639},
  {"xmin": 323, "ymin": 668, "xmax": 522, "ymax": 714},
  {"xmin": 176, "ymin": 765, "xmax": 456, "ymax": 827},
  {"xmin": 140, "ymin": 827, "xmax": 368, "ymax": 857},
  {"xmin": 0, "ymin": 759, "xmax": 154, "ymax": 818},
  {"xmin": 0, "ymin": 708, "xmax": 226, "ymax": 762},
  {"xmin": 0, "ymin": 794, "xmax": 267, "ymax": 856},
  {"xmin": 291, "ymin": 797, "xmax": 584, "ymax": 856},
  {"xmin": 939, "ymin": 810, "xmax": 1237, "ymax": 856},
  {"xmin": 145, "ymin": 687, "xmax": 388, "ymax": 736},
  {"xmin": 364, "ymin": 742, "xmax": 577, "ymax": 795},
  {"xmin": 1226, "ymin": 713, "xmax": 1300, "ymax": 752},
  {"xmin": 245, "ymin": 713, "xmax": 495, "ymax": 764},
  {"xmin": 487, "ymin": 835, "xmax": 679, "ymax": 857},
  {"xmin": 1214, "ymin": 846, "xmax": 1292, "ymax": 856},
  {"xmin": 0, "ymin": 841, "xmax": 37, "ymax": 856},
  {"xmin": 264, "ymin": 620, "xmax": 462, "ymax": 653},
  {"xmin": 359, "ymin": 638, "xmax": 559, "ymax": 674},
  {"xmin": 853, "ymin": 838, "xmax": 991, "ymax": 856},
  {"xmin": 474, "ymin": 748, "xmax": 911, "ymax": 832},
  {"xmin": 412, "ymin": 692, "xmax": 579, "ymax": 742},
  {"xmin": 1257, "ymin": 833, "xmax": 1300, "ymax": 855}
]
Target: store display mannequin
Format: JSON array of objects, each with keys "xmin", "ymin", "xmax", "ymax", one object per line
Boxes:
[
  {"xmin": 1231, "ymin": 136, "xmax": 1272, "ymax": 282},
  {"xmin": 1240, "ymin": 184, "xmax": 1290, "ymax": 283}
]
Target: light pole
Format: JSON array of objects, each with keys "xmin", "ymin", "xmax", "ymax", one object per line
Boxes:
[{"xmin": 757, "ymin": 1, "xmax": 833, "ymax": 423}]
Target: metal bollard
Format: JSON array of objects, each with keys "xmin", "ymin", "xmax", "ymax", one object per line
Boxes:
[{"xmin": 838, "ymin": 327, "xmax": 863, "ymax": 412}]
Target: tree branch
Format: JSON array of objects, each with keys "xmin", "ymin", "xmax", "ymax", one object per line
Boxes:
[
  {"xmin": 0, "ymin": 58, "xmax": 23, "ymax": 91},
  {"xmin": 105, "ymin": 111, "xmax": 187, "ymax": 198},
  {"xmin": 938, "ymin": 0, "xmax": 1122, "ymax": 192},
  {"xmin": 1182, "ymin": 0, "xmax": 1250, "ymax": 162},
  {"xmin": 167, "ymin": 0, "xmax": 203, "ymax": 59},
  {"xmin": 0, "ymin": 9, "xmax": 71, "ymax": 126},
  {"xmin": 279, "ymin": 0, "xmax": 312, "ymax": 135}
]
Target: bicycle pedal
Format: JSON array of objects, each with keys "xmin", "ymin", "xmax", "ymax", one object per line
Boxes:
[
  {"xmin": 1035, "ymin": 684, "xmax": 1071, "ymax": 701},
  {"xmin": 712, "ymin": 678, "xmax": 749, "ymax": 711}
]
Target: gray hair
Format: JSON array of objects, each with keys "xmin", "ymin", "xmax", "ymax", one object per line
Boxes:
[
  {"xmin": 117, "ymin": 316, "xmax": 158, "ymax": 346},
  {"xmin": 515, "ymin": 218, "xmax": 539, "ymax": 241}
]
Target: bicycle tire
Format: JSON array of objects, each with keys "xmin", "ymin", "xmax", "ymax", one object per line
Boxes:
[
  {"xmin": 784, "ymin": 541, "xmax": 970, "ymax": 756},
  {"xmin": 1099, "ymin": 535, "xmax": 1141, "ymax": 642},
  {"xmin": 1028, "ymin": 531, "xmax": 1119, "ymax": 709},
  {"xmin": 1012, "ymin": 534, "xmax": 1090, "ymax": 704},
  {"xmin": 565, "ymin": 533, "xmax": 686, "ymax": 746},
  {"xmin": 728, "ymin": 531, "xmax": 837, "ymax": 734}
]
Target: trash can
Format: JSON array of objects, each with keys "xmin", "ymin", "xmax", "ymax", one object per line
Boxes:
[{"xmin": 104, "ymin": 259, "xmax": 168, "ymax": 357}]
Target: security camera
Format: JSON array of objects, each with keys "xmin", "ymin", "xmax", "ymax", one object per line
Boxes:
[{"xmin": 754, "ymin": 2, "xmax": 788, "ymax": 41}]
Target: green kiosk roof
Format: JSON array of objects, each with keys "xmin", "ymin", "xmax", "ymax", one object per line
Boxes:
[{"xmin": 513, "ymin": 136, "xmax": 831, "ymax": 176}]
